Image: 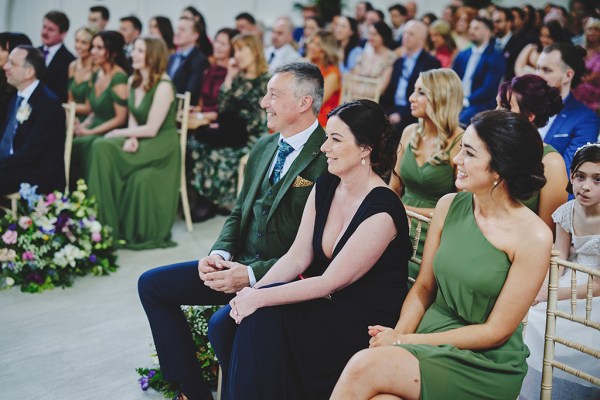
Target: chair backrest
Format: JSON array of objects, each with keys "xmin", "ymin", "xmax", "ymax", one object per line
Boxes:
[
  {"xmin": 341, "ymin": 73, "xmax": 383, "ymax": 103},
  {"xmin": 540, "ymin": 250, "xmax": 600, "ymax": 399},
  {"xmin": 405, "ymin": 210, "xmax": 431, "ymax": 285},
  {"xmin": 62, "ymin": 102, "xmax": 76, "ymax": 192},
  {"xmin": 176, "ymin": 92, "xmax": 191, "ymax": 155}
]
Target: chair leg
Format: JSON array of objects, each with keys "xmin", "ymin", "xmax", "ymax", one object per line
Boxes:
[
  {"xmin": 180, "ymin": 172, "xmax": 193, "ymax": 232},
  {"xmin": 216, "ymin": 366, "xmax": 222, "ymax": 400}
]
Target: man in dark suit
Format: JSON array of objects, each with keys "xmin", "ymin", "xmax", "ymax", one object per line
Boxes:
[
  {"xmin": 167, "ymin": 17, "xmax": 209, "ymax": 105},
  {"xmin": 536, "ymin": 42, "xmax": 599, "ymax": 172},
  {"xmin": 38, "ymin": 11, "xmax": 75, "ymax": 103},
  {"xmin": 453, "ymin": 17, "xmax": 506, "ymax": 125},
  {"xmin": 138, "ymin": 62, "xmax": 327, "ymax": 400},
  {"xmin": 380, "ymin": 20, "xmax": 441, "ymax": 140},
  {"xmin": 0, "ymin": 46, "xmax": 65, "ymax": 196},
  {"xmin": 492, "ymin": 7, "xmax": 528, "ymax": 81}
]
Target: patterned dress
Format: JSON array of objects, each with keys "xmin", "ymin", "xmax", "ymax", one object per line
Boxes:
[{"xmin": 188, "ymin": 72, "xmax": 269, "ymax": 209}]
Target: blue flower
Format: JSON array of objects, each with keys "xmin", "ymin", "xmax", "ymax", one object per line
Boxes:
[
  {"xmin": 19, "ymin": 183, "xmax": 41, "ymax": 209},
  {"xmin": 89, "ymin": 254, "xmax": 97, "ymax": 263},
  {"xmin": 139, "ymin": 375, "xmax": 149, "ymax": 391}
]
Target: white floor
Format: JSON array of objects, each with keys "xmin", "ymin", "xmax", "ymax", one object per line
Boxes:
[{"xmin": 0, "ymin": 216, "xmax": 227, "ymax": 400}]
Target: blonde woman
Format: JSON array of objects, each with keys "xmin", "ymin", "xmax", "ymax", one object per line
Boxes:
[
  {"xmin": 428, "ymin": 20, "xmax": 457, "ymax": 68},
  {"xmin": 86, "ymin": 36, "xmax": 180, "ymax": 249},
  {"xmin": 390, "ymin": 68, "xmax": 463, "ymax": 281},
  {"xmin": 67, "ymin": 26, "xmax": 97, "ymax": 120},
  {"xmin": 306, "ymin": 30, "xmax": 341, "ymax": 126}
]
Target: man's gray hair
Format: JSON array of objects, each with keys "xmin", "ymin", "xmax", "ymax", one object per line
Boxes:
[{"xmin": 273, "ymin": 62, "xmax": 324, "ymax": 116}]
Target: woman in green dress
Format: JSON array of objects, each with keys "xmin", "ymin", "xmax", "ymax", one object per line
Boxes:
[
  {"xmin": 187, "ymin": 33, "xmax": 269, "ymax": 221},
  {"xmin": 72, "ymin": 30, "xmax": 130, "ymax": 183},
  {"xmin": 332, "ymin": 110, "xmax": 553, "ymax": 400},
  {"xmin": 67, "ymin": 26, "xmax": 97, "ymax": 121},
  {"xmin": 496, "ymin": 74, "xmax": 568, "ymax": 231},
  {"xmin": 86, "ymin": 36, "xmax": 180, "ymax": 249},
  {"xmin": 389, "ymin": 69, "xmax": 464, "ymax": 281}
]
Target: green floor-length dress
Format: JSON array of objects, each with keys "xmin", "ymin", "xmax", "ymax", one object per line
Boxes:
[
  {"xmin": 86, "ymin": 79, "xmax": 180, "ymax": 250},
  {"xmin": 397, "ymin": 192, "xmax": 529, "ymax": 400}
]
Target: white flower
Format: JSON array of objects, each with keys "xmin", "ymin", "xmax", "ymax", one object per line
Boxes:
[
  {"xmin": 15, "ymin": 102, "xmax": 31, "ymax": 124},
  {"xmin": 53, "ymin": 244, "xmax": 85, "ymax": 268},
  {"xmin": 89, "ymin": 221, "xmax": 102, "ymax": 234},
  {"xmin": 5, "ymin": 277, "xmax": 15, "ymax": 287}
]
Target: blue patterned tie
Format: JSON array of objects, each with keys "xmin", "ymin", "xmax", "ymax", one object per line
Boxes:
[
  {"xmin": 270, "ymin": 140, "xmax": 294, "ymax": 184},
  {"xmin": 0, "ymin": 96, "xmax": 24, "ymax": 157}
]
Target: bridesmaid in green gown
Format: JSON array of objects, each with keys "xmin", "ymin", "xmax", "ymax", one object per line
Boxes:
[
  {"xmin": 87, "ymin": 36, "xmax": 179, "ymax": 249},
  {"xmin": 67, "ymin": 26, "xmax": 96, "ymax": 121},
  {"xmin": 389, "ymin": 69, "xmax": 464, "ymax": 281},
  {"xmin": 496, "ymin": 74, "xmax": 568, "ymax": 232},
  {"xmin": 72, "ymin": 31, "xmax": 130, "ymax": 184},
  {"xmin": 332, "ymin": 110, "xmax": 553, "ymax": 400}
]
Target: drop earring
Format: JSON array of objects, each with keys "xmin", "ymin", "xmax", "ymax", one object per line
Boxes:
[{"xmin": 361, "ymin": 158, "xmax": 366, "ymax": 166}]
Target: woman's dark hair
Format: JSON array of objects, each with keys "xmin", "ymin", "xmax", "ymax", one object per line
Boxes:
[
  {"xmin": 340, "ymin": 16, "xmax": 361, "ymax": 68},
  {"xmin": 521, "ymin": 5, "xmax": 538, "ymax": 36},
  {"xmin": 371, "ymin": 21, "xmax": 395, "ymax": 50},
  {"xmin": 537, "ymin": 20, "xmax": 570, "ymax": 52},
  {"xmin": 307, "ymin": 16, "xmax": 326, "ymax": 30},
  {"xmin": 471, "ymin": 110, "xmax": 546, "ymax": 200},
  {"xmin": 152, "ymin": 16, "xmax": 174, "ymax": 51},
  {"xmin": 498, "ymin": 74, "xmax": 563, "ymax": 128},
  {"xmin": 0, "ymin": 32, "xmax": 32, "ymax": 54},
  {"xmin": 421, "ymin": 13, "xmax": 438, "ymax": 25},
  {"xmin": 93, "ymin": 31, "xmax": 132, "ymax": 75},
  {"xmin": 566, "ymin": 144, "xmax": 600, "ymax": 194},
  {"xmin": 215, "ymin": 28, "xmax": 240, "ymax": 57},
  {"xmin": 183, "ymin": 6, "xmax": 213, "ymax": 56},
  {"xmin": 328, "ymin": 99, "xmax": 397, "ymax": 181}
]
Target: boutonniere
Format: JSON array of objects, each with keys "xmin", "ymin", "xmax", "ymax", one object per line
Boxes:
[{"xmin": 16, "ymin": 102, "xmax": 31, "ymax": 124}]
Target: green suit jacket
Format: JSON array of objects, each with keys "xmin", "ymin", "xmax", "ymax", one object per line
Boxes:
[{"xmin": 211, "ymin": 125, "xmax": 327, "ymax": 280}]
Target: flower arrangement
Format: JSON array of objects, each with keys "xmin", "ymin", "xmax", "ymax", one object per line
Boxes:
[
  {"xmin": 136, "ymin": 305, "xmax": 220, "ymax": 397},
  {"xmin": 0, "ymin": 181, "xmax": 119, "ymax": 293}
]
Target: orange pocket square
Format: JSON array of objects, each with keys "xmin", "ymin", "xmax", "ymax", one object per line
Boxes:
[{"xmin": 292, "ymin": 176, "xmax": 314, "ymax": 188}]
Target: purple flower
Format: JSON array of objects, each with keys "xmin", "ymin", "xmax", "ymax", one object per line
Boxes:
[
  {"xmin": 89, "ymin": 254, "xmax": 97, "ymax": 263},
  {"xmin": 22, "ymin": 251, "xmax": 35, "ymax": 261},
  {"xmin": 55, "ymin": 211, "xmax": 70, "ymax": 233},
  {"xmin": 8, "ymin": 224, "xmax": 16, "ymax": 231},
  {"xmin": 139, "ymin": 375, "xmax": 149, "ymax": 391},
  {"xmin": 25, "ymin": 273, "xmax": 44, "ymax": 284},
  {"xmin": 147, "ymin": 370, "xmax": 156, "ymax": 378}
]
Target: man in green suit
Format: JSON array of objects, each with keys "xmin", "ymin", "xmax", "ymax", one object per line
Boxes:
[{"xmin": 138, "ymin": 62, "xmax": 327, "ymax": 400}]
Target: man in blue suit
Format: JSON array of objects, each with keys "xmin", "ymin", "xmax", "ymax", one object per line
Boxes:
[
  {"xmin": 536, "ymin": 42, "xmax": 599, "ymax": 172},
  {"xmin": 453, "ymin": 17, "xmax": 505, "ymax": 125},
  {"xmin": 0, "ymin": 46, "xmax": 65, "ymax": 196}
]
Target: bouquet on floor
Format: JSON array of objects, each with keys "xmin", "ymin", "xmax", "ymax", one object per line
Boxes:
[
  {"xmin": 136, "ymin": 305, "xmax": 220, "ymax": 397},
  {"xmin": 0, "ymin": 180, "xmax": 119, "ymax": 293}
]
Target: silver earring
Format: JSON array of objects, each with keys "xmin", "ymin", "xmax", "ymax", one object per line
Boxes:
[{"xmin": 361, "ymin": 158, "xmax": 366, "ymax": 166}]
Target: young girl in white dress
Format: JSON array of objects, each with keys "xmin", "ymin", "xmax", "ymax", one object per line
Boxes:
[{"xmin": 521, "ymin": 142, "xmax": 600, "ymax": 399}]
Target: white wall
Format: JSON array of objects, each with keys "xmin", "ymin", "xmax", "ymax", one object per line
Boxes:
[{"xmin": 0, "ymin": 0, "xmax": 571, "ymax": 51}]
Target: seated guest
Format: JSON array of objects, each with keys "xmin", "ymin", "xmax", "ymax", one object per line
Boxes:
[
  {"xmin": 68, "ymin": 26, "xmax": 96, "ymax": 121},
  {"xmin": 234, "ymin": 12, "xmax": 260, "ymax": 36},
  {"xmin": 39, "ymin": 10, "xmax": 75, "ymax": 103},
  {"xmin": 453, "ymin": 17, "xmax": 505, "ymax": 125},
  {"xmin": 148, "ymin": 16, "xmax": 175, "ymax": 53},
  {"xmin": 428, "ymin": 20, "xmax": 458, "ymax": 68},
  {"xmin": 88, "ymin": 5, "xmax": 109, "ymax": 31},
  {"xmin": 264, "ymin": 17, "xmax": 301, "ymax": 72},
  {"xmin": 306, "ymin": 30, "xmax": 341, "ymax": 127},
  {"xmin": 86, "ymin": 37, "xmax": 180, "ymax": 249},
  {"xmin": 536, "ymin": 42, "xmax": 600, "ymax": 172},
  {"xmin": 333, "ymin": 16, "xmax": 364, "ymax": 75},
  {"xmin": 332, "ymin": 110, "xmax": 553, "ymax": 400},
  {"xmin": 497, "ymin": 74, "xmax": 568, "ymax": 230},
  {"xmin": 380, "ymin": 20, "xmax": 441, "ymax": 141},
  {"xmin": 0, "ymin": 32, "xmax": 32, "ymax": 114},
  {"xmin": 168, "ymin": 17, "xmax": 209, "ymax": 105},
  {"xmin": 0, "ymin": 46, "xmax": 65, "ymax": 195},
  {"xmin": 421, "ymin": 13, "xmax": 438, "ymax": 27},
  {"xmin": 572, "ymin": 18, "xmax": 600, "ymax": 114},
  {"xmin": 452, "ymin": 6, "xmax": 477, "ymax": 51},
  {"xmin": 522, "ymin": 143, "xmax": 600, "ymax": 400},
  {"xmin": 138, "ymin": 62, "xmax": 328, "ymax": 400},
  {"xmin": 187, "ymin": 33, "xmax": 270, "ymax": 221},
  {"xmin": 298, "ymin": 15, "xmax": 324, "ymax": 57},
  {"xmin": 209, "ymin": 99, "xmax": 411, "ymax": 400},
  {"xmin": 492, "ymin": 7, "xmax": 528, "ymax": 80},
  {"xmin": 73, "ymin": 31, "xmax": 129, "ymax": 183},
  {"xmin": 388, "ymin": 3, "xmax": 408, "ymax": 46},
  {"xmin": 390, "ymin": 68, "xmax": 464, "ymax": 282},
  {"xmin": 351, "ymin": 21, "xmax": 396, "ymax": 93},
  {"xmin": 119, "ymin": 15, "xmax": 142, "ymax": 60},
  {"xmin": 515, "ymin": 20, "xmax": 570, "ymax": 76},
  {"xmin": 181, "ymin": 6, "xmax": 214, "ymax": 57}
]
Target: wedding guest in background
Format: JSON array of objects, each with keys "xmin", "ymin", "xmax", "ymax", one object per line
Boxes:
[
  {"xmin": 332, "ymin": 110, "xmax": 553, "ymax": 400},
  {"xmin": 168, "ymin": 17, "xmax": 209, "ymax": 105},
  {"xmin": 355, "ymin": 1, "xmax": 373, "ymax": 41},
  {"xmin": 234, "ymin": 12, "xmax": 260, "ymax": 36},
  {"xmin": 298, "ymin": 16, "xmax": 324, "ymax": 57},
  {"xmin": 72, "ymin": 31, "xmax": 129, "ymax": 183},
  {"xmin": 515, "ymin": 20, "xmax": 570, "ymax": 76},
  {"xmin": 405, "ymin": 1, "xmax": 417, "ymax": 21},
  {"xmin": 149, "ymin": 16, "xmax": 175, "ymax": 53},
  {"xmin": 87, "ymin": 37, "xmax": 180, "ymax": 249},
  {"xmin": 293, "ymin": 5, "xmax": 319, "ymax": 45},
  {"xmin": 88, "ymin": 5, "xmax": 109, "ymax": 31},
  {"xmin": 181, "ymin": 6, "xmax": 214, "ymax": 57},
  {"xmin": 421, "ymin": 13, "xmax": 438, "ymax": 27},
  {"xmin": 306, "ymin": 30, "xmax": 341, "ymax": 127},
  {"xmin": 0, "ymin": 46, "xmax": 65, "ymax": 195},
  {"xmin": 428, "ymin": 20, "xmax": 457, "ymax": 68},
  {"xmin": 452, "ymin": 6, "xmax": 477, "ymax": 50},
  {"xmin": 39, "ymin": 10, "xmax": 75, "ymax": 103},
  {"xmin": 68, "ymin": 26, "xmax": 96, "ymax": 121},
  {"xmin": 388, "ymin": 3, "xmax": 408, "ymax": 46},
  {"xmin": 138, "ymin": 62, "xmax": 327, "ymax": 400},
  {"xmin": 188, "ymin": 33, "xmax": 269, "ymax": 221},
  {"xmin": 535, "ymin": 42, "xmax": 600, "ymax": 172},
  {"xmin": 0, "ymin": 32, "xmax": 32, "ymax": 115},
  {"xmin": 119, "ymin": 16, "xmax": 142, "ymax": 60},
  {"xmin": 333, "ymin": 16, "xmax": 363, "ymax": 75},
  {"xmin": 492, "ymin": 7, "xmax": 528, "ymax": 80},
  {"xmin": 390, "ymin": 69, "xmax": 463, "ymax": 282},
  {"xmin": 211, "ymin": 100, "xmax": 411, "ymax": 400},
  {"xmin": 497, "ymin": 74, "xmax": 568, "ymax": 231},
  {"xmin": 264, "ymin": 17, "xmax": 301, "ymax": 72},
  {"xmin": 573, "ymin": 18, "xmax": 600, "ymax": 114}
]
